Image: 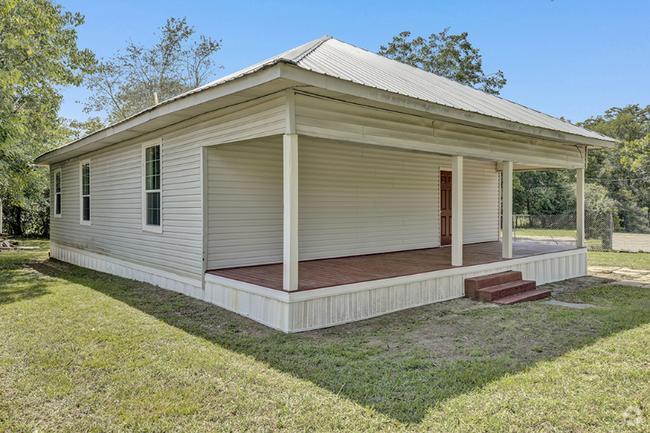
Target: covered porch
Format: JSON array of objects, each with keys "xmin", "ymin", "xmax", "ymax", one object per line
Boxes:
[
  {"xmin": 207, "ymin": 241, "xmax": 577, "ymax": 291},
  {"xmin": 200, "ymin": 89, "xmax": 592, "ymax": 332},
  {"xmin": 204, "ymin": 242, "xmax": 586, "ymax": 333}
]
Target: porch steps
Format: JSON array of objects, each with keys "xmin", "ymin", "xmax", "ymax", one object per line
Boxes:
[{"xmin": 465, "ymin": 271, "xmax": 551, "ymax": 305}]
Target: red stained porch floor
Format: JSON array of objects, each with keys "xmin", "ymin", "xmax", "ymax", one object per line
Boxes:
[{"xmin": 206, "ymin": 241, "xmax": 578, "ymax": 291}]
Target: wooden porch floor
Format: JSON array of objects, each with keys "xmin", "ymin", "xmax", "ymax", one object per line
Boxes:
[{"xmin": 206, "ymin": 241, "xmax": 577, "ymax": 291}]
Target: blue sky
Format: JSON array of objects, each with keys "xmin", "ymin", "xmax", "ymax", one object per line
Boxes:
[{"xmin": 58, "ymin": 0, "xmax": 649, "ymax": 123}]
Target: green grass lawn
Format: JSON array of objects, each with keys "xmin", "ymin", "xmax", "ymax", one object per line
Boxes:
[
  {"xmin": 511, "ymin": 229, "xmax": 605, "ymax": 249},
  {"xmin": 513, "ymin": 228, "xmax": 577, "ymax": 237},
  {"xmin": 1, "ymin": 241, "xmax": 650, "ymax": 431},
  {"xmin": 588, "ymin": 250, "xmax": 650, "ymax": 269}
]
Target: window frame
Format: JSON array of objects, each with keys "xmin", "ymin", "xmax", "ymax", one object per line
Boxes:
[
  {"xmin": 79, "ymin": 159, "xmax": 91, "ymax": 225},
  {"xmin": 53, "ymin": 168, "xmax": 62, "ymax": 218},
  {"xmin": 142, "ymin": 139, "xmax": 163, "ymax": 233}
]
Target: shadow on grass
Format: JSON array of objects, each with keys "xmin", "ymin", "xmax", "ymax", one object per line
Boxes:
[
  {"xmin": 0, "ymin": 265, "xmax": 51, "ymax": 306},
  {"xmin": 27, "ymin": 259, "xmax": 650, "ymax": 424}
]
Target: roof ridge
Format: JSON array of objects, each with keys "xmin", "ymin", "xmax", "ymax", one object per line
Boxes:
[{"xmin": 283, "ymin": 35, "xmax": 333, "ymax": 64}]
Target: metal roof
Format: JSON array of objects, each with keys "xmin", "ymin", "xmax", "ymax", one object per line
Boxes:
[
  {"xmin": 289, "ymin": 37, "xmax": 613, "ymax": 142},
  {"xmin": 36, "ymin": 35, "xmax": 615, "ymax": 165},
  {"xmin": 175, "ymin": 35, "xmax": 614, "ymax": 143}
]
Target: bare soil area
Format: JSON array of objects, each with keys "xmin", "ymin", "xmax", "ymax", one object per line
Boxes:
[
  {"xmin": 300, "ymin": 266, "xmax": 642, "ymax": 366},
  {"xmin": 587, "ymin": 264, "xmax": 650, "ymax": 285}
]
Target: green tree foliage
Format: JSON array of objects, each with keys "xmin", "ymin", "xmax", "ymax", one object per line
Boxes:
[
  {"xmin": 583, "ymin": 183, "xmax": 617, "ymax": 216},
  {"xmin": 0, "ymin": 0, "xmax": 95, "ymax": 235},
  {"xmin": 378, "ymin": 29, "xmax": 506, "ymax": 95},
  {"xmin": 513, "ymin": 170, "xmax": 575, "ymax": 215},
  {"xmin": 83, "ymin": 17, "xmax": 222, "ymax": 125},
  {"xmin": 511, "ymin": 105, "xmax": 650, "ymax": 234},
  {"xmin": 62, "ymin": 116, "xmax": 106, "ymax": 141},
  {"xmin": 581, "ymin": 183, "xmax": 617, "ymax": 248},
  {"xmin": 579, "ymin": 105, "xmax": 650, "ymax": 232}
]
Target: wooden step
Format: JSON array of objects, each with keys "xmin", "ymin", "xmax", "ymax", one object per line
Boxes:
[
  {"xmin": 492, "ymin": 289, "xmax": 552, "ymax": 305},
  {"xmin": 465, "ymin": 270, "xmax": 523, "ymax": 298},
  {"xmin": 476, "ymin": 280, "xmax": 537, "ymax": 302}
]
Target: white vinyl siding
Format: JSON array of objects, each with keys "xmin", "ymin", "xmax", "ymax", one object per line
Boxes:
[
  {"xmin": 51, "ymin": 161, "xmax": 81, "ymax": 242},
  {"xmin": 295, "ymin": 93, "xmax": 586, "ymax": 169},
  {"xmin": 46, "ymin": 95, "xmax": 284, "ymax": 279},
  {"xmin": 299, "ymin": 139, "xmax": 439, "ymax": 260},
  {"xmin": 462, "ymin": 159, "xmax": 500, "ymax": 243},
  {"xmin": 49, "ymin": 139, "xmax": 202, "ymax": 279},
  {"xmin": 49, "ymin": 90, "xmax": 499, "ymax": 280},
  {"xmin": 207, "ymin": 140, "xmax": 283, "ymax": 269},
  {"xmin": 206, "ymin": 139, "xmax": 500, "ymax": 270},
  {"xmin": 49, "ymin": 94, "xmax": 285, "ymax": 281}
]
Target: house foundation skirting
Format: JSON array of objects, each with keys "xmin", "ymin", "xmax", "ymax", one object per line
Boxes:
[
  {"xmin": 50, "ymin": 242, "xmax": 203, "ymax": 299},
  {"xmin": 205, "ymin": 248, "xmax": 587, "ymax": 333},
  {"xmin": 50, "ymin": 243, "xmax": 586, "ymax": 333}
]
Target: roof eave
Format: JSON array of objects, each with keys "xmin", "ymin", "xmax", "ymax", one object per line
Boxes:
[
  {"xmin": 275, "ymin": 63, "xmax": 617, "ymax": 149},
  {"xmin": 35, "ymin": 64, "xmax": 288, "ymax": 166},
  {"xmin": 36, "ymin": 57, "xmax": 617, "ymax": 167}
]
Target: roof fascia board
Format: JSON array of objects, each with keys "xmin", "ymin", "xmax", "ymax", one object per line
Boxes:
[
  {"xmin": 35, "ymin": 66, "xmax": 285, "ymax": 166},
  {"xmin": 277, "ymin": 63, "xmax": 615, "ymax": 149}
]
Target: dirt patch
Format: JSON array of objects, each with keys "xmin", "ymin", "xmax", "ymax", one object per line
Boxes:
[
  {"xmin": 588, "ymin": 265, "xmax": 650, "ymax": 284},
  {"xmin": 299, "ymin": 269, "xmax": 637, "ymax": 365},
  {"xmin": 542, "ymin": 275, "xmax": 614, "ymax": 296},
  {"xmin": 33, "ymin": 258, "xmax": 67, "ymax": 273}
]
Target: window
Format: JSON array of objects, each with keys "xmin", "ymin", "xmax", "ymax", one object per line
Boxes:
[
  {"xmin": 143, "ymin": 141, "xmax": 162, "ymax": 232},
  {"xmin": 80, "ymin": 160, "xmax": 91, "ymax": 224},
  {"xmin": 54, "ymin": 169, "xmax": 62, "ymax": 218}
]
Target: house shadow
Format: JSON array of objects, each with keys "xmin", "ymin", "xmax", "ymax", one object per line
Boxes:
[{"xmin": 29, "ymin": 259, "xmax": 650, "ymax": 424}]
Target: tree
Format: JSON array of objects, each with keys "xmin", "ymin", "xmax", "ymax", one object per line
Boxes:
[
  {"xmin": 513, "ymin": 170, "xmax": 575, "ymax": 215},
  {"xmin": 579, "ymin": 105, "xmax": 650, "ymax": 232},
  {"xmin": 61, "ymin": 116, "xmax": 106, "ymax": 141},
  {"xmin": 83, "ymin": 17, "xmax": 222, "ymax": 125},
  {"xmin": 0, "ymin": 0, "xmax": 95, "ymax": 235},
  {"xmin": 583, "ymin": 105, "xmax": 650, "ymax": 174},
  {"xmin": 378, "ymin": 29, "xmax": 506, "ymax": 95}
]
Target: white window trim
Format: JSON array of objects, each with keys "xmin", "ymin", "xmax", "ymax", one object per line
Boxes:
[
  {"xmin": 142, "ymin": 139, "xmax": 163, "ymax": 233},
  {"xmin": 79, "ymin": 159, "xmax": 91, "ymax": 225},
  {"xmin": 53, "ymin": 168, "xmax": 62, "ymax": 219}
]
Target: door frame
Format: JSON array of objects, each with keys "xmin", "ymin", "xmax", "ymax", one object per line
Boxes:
[{"xmin": 439, "ymin": 166, "xmax": 452, "ymax": 246}]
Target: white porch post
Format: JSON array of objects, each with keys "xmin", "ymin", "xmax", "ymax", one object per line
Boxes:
[
  {"xmin": 502, "ymin": 161, "xmax": 513, "ymax": 259},
  {"xmin": 283, "ymin": 134, "xmax": 299, "ymax": 291},
  {"xmin": 200, "ymin": 146, "xmax": 208, "ymax": 296},
  {"xmin": 452, "ymin": 155, "xmax": 463, "ymax": 266},
  {"xmin": 576, "ymin": 167, "xmax": 585, "ymax": 248},
  {"xmin": 283, "ymin": 89, "xmax": 299, "ymax": 291}
]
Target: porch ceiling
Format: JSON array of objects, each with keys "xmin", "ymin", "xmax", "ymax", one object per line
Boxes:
[{"xmin": 206, "ymin": 241, "xmax": 577, "ymax": 291}]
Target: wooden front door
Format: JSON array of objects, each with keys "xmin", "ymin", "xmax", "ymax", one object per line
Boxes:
[{"xmin": 440, "ymin": 171, "xmax": 452, "ymax": 245}]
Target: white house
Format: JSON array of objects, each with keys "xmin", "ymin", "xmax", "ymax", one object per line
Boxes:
[{"xmin": 36, "ymin": 36, "xmax": 616, "ymax": 332}]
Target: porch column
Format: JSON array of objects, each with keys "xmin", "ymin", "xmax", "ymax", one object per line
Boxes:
[
  {"xmin": 502, "ymin": 161, "xmax": 513, "ymax": 259},
  {"xmin": 283, "ymin": 133, "xmax": 299, "ymax": 291},
  {"xmin": 576, "ymin": 167, "xmax": 585, "ymax": 248},
  {"xmin": 452, "ymin": 155, "xmax": 463, "ymax": 266},
  {"xmin": 200, "ymin": 146, "xmax": 208, "ymax": 295}
]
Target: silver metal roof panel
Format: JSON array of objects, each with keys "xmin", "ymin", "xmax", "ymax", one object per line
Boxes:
[
  {"xmin": 293, "ymin": 38, "xmax": 613, "ymax": 143},
  {"xmin": 36, "ymin": 36, "xmax": 615, "ymax": 165}
]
